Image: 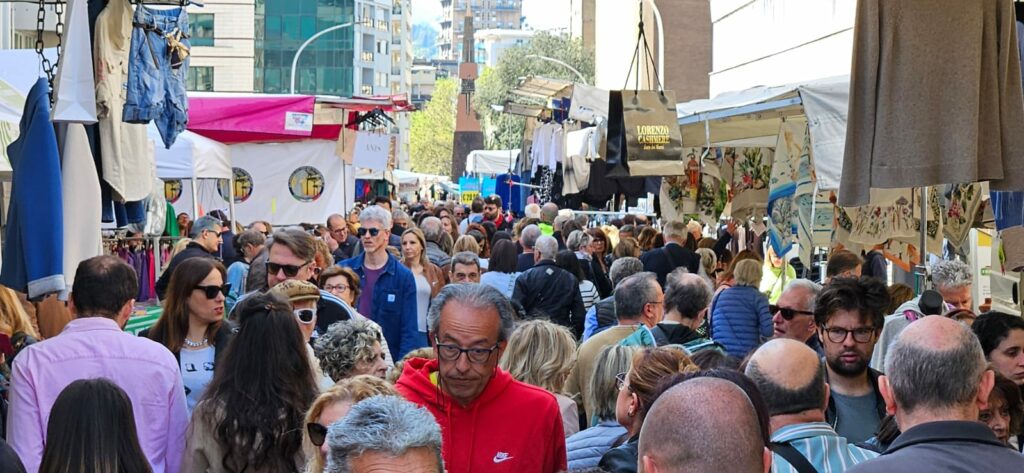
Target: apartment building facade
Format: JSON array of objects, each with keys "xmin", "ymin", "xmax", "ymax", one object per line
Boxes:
[{"xmin": 438, "ymin": 0, "xmax": 521, "ymax": 61}]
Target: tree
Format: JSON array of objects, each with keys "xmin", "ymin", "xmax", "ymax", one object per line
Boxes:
[
  {"xmin": 474, "ymin": 32, "xmax": 595, "ymax": 150},
  {"xmin": 409, "ymin": 78, "xmax": 457, "ymax": 175}
]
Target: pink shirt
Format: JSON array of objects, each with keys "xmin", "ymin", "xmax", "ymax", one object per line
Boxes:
[{"xmin": 6, "ymin": 317, "xmax": 187, "ymax": 473}]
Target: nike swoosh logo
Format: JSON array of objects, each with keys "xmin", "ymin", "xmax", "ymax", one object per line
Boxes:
[{"xmin": 493, "ymin": 455, "xmax": 513, "ymax": 464}]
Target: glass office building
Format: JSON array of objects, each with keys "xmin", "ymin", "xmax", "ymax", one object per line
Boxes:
[{"xmin": 254, "ymin": 0, "xmax": 355, "ymax": 95}]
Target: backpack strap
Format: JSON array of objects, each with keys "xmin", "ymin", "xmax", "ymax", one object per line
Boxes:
[{"xmin": 769, "ymin": 442, "xmax": 819, "ymax": 473}]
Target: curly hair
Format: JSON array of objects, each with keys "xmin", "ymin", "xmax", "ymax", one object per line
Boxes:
[
  {"xmin": 314, "ymin": 319, "xmax": 384, "ymax": 382},
  {"xmin": 498, "ymin": 320, "xmax": 577, "ymax": 394}
]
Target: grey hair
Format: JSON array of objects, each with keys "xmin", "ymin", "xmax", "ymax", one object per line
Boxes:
[
  {"xmin": 665, "ymin": 273, "xmax": 712, "ymax": 319},
  {"xmin": 588, "ymin": 345, "xmax": 640, "ymax": 421},
  {"xmin": 614, "ymin": 272, "xmax": 659, "ymax": 320},
  {"xmin": 535, "ymin": 235, "xmax": 559, "ymax": 260},
  {"xmin": 314, "ymin": 319, "xmax": 383, "ymax": 382},
  {"xmin": 609, "ymin": 257, "xmax": 644, "ymax": 287},
  {"xmin": 553, "ymin": 215, "xmax": 571, "ymax": 232},
  {"xmin": 784, "ymin": 279, "xmax": 823, "ymax": 313},
  {"xmin": 885, "ymin": 321, "xmax": 987, "ymax": 413},
  {"xmin": 566, "ymin": 230, "xmax": 593, "ymax": 252},
  {"xmin": 391, "ymin": 209, "xmax": 410, "ymax": 223},
  {"xmin": 420, "ymin": 217, "xmax": 444, "ymax": 242},
  {"xmin": 520, "ymin": 224, "xmax": 541, "ymax": 249},
  {"xmin": 324, "ymin": 395, "xmax": 443, "ymax": 473},
  {"xmin": 574, "ymin": 214, "xmax": 591, "ymax": 228},
  {"xmin": 359, "ymin": 205, "xmax": 392, "ymax": 229},
  {"xmin": 450, "ymin": 251, "xmax": 481, "ymax": 271},
  {"xmin": 235, "ymin": 229, "xmax": 267, "ymax": 250},
  {"xmin": 427, "ymin": 284, "xmax": 516, "ymax": 342},
  {"xmin": 931, "ymin": 259, "xmax": 972, "ymax": 290}
]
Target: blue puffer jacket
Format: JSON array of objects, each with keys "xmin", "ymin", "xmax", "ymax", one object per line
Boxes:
[
  {"xmin": 566, "ymin": 420, "xmax": 628, "ymax": 470},
  {"xmin": 710, "ymin": 285, "xmax": 772, "ymax": 358}
]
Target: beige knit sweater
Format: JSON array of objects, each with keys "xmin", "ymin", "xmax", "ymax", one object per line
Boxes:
[{"xmin": 841, "ymin": 0, "xmax": 1024, "ymax": 207}]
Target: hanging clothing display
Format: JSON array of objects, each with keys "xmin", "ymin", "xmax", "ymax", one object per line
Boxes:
[
  {"xmin": 123, "ymin": 5, "xmax": 191, "ymax": 149},
  {"xmin": 0, "ymin": 79, "xmax": 66, "ymax": 299},
  {"xmin": 97, "ymin": 0, "xmax": 155, "ymax": 202},
  {"xmin": 59, "ymin": 124, "xmax": 103, "ymax": 294},
  {"xmin": 767, "ymin": 119, "xmax": 814, "ymax": 260},
  {"xmin": 696, "ymin": 148, "xmax": 728, "ymax": 226},
  {"xmin": 723, "ymin": 147, "xmax": 773, "ymax": 221},
  {"xmin": 943, "ymin": 183, "xmax": 984, "ymax": 247},
  {"xmin": 842, "ymin": 0, "xmax": 1024, "ymax": 207},
  {"xmin": 845, "ymin": 189, "xmax": 918, "ymax": 247},
  {"xmin": 660, "ymin": 174, "xmax": 698, "ymax": 224}
]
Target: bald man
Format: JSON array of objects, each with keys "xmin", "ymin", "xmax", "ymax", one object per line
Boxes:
[
  {"xmin": 638, "ymin": 377, "xmax": 769, "ymax": 473},
  {"xmin": 745, "ymin": 339, "xmax": 877, "ymax": 472},
  {"xmin": 848, "ymin": 317, "xmax": 1024, "ymax": 472}
]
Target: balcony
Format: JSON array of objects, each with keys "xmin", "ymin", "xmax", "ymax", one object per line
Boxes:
[{"xmin": 360, "ymin": 51, "xmax": 374, "ymax": 62}]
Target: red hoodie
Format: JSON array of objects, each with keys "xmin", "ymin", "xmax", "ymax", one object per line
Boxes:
[{"xmin": 395, "ymin": 357, "xmax": 567, "ymax": 473}]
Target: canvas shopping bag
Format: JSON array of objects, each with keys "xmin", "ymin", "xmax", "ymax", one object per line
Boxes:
[
  {"xmin": 52, "ymin": 0, "xmax": 97, "ymax": 123},
  {"xmin": 618, "ymin": 89, "xmax": 685, "ymax": 177}
]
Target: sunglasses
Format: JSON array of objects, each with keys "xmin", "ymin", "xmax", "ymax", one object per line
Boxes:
[
  {"xmin": 194, "ymin": 283, "xmax": 231, "ymax": 299},
  {"xmin": 770, "ymin": 305, "xmax": 814, "ymax": 320},
  {"xmin": 357, "ymin": 227, "xmax": 382, "ymax": 237},
  {"xmin": 266, "ymin": 261, "xmax": 310, "ymax": 278},
  {"xmin": 307, "ymin": 422, "xmax": 327, "ymax": 447},
  {"xmin": 294, "ymin": 308, "xmax": 317, "ymax": 324}
]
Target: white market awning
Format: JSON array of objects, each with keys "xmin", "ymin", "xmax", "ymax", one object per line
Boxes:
[
  {"xmin": 150, "ymin": 124, "xmax": 232, "ymax": 180},
  {"xmin": 467, "ymin": 149, "xmax": 518, "ymax": 174}
]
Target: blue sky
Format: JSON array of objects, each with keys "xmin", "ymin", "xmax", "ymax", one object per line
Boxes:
[{"xmin": 411, "ymin": 0, "xmax": 571, "ymax": 31}]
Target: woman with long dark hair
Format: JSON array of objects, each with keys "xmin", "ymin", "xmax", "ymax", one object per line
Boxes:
[
  {"xmin": 143, "ymin": 258, "xmax": 233, "ymax": 414},
  {"xmin": 38, "ymin": 378, "xmax": 152, "ymax": 473},
  {"xmin": 184, "ymin": 293, "xmax": 318, "ymax": 473}
]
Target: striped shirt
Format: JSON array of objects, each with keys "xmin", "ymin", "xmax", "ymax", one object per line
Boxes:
[{"xmin": 772, "ymin": 422, "xmax": 879, "ymax": 473}]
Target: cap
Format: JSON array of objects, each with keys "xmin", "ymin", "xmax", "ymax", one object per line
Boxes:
[
  {"xmin": 190, "ymin": 215, "xmax": 223, "ymax": 238},
  {"xmin": 269, "ymin": 279, "xmax": 321, "ymax": 304}
]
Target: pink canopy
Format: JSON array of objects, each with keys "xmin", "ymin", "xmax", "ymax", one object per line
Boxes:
[{"xmin": 186, "ymin": 93, "xmax": 415, "ymax": 144}]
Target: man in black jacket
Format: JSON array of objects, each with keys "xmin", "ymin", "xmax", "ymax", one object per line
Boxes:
[
  {"xmin": 640, "ymin": 220, "xmax": 700, "ymax": 287},
  {"xmin": 651, "ymin": 271, "xmax": 722, "ymax": 354},
  {"xmin": 516, "ymin": 224, "xmax": 541, "ymax": 273},
  {"xmin": 816, "ymin": 277, "xmax": 890, "ymax": 444},
  {"xmin": 155, "ymin": 215, "xmax": 222, "ymax": 299},
  {"xmin": 847, "ymin": 317, "xmax": 1024, "ymax": 472},
  {"xmin": 512, "ymin": 235, "xmax": 586, "ymax": 338}
]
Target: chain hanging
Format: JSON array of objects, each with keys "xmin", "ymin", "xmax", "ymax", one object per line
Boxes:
[{"xmin": 33, "ymin": 0, "xmax": 65, "ymax": 100}]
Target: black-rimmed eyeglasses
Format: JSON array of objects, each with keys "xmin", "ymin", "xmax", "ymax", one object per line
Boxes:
[
  {"xmin": 434, "ymin": 337, "xmax": 499, "ymax": 364},
  {"xmin": 822, "ymin": 326, "xmax": 876, "ymax": 344}
]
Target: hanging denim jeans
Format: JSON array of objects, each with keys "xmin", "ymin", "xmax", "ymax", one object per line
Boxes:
[{"xmin": 122, "ymin": 6, "xmax": 189, "ymax": 149}]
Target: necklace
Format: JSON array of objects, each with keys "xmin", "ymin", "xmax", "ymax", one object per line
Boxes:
[{"xmin": 183, "ymin": 337, "xmax": 208, "ymax": 348}]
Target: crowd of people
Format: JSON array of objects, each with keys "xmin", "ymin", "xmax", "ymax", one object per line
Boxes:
[{"xmin": 0, "ymin": 193, "xmax": 1022, "ymax": 473}]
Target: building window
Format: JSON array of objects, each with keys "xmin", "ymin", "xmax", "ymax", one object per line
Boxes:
[
  {"xmin": 190, "ymin": 14, "xmax": 215, "ymax": 47},
  {"xmin": 361, "ymin": 84, "xmax": 373, "ymax": 95},
  {"xmin": 187, "ymin": 66, "xmax": 215, "ymax": 91}
]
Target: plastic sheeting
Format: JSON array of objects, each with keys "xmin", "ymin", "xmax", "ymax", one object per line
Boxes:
[
  {"xmin": 149, "ymin": 124, "xmax": 232, "ymax": 179},
  {"xmin": 467, "ymin": 149, "xmax": 519, "ymax": 174}
]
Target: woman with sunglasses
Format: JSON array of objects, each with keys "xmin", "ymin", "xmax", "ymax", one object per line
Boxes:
[
  {"xmin": 600, "ymin": 347, "xmax": 698, "ymax": 473},
  {"xmin": 142, "ymin": 258, "xmax": 234, "ymax": 414},
  {"xmin": 184, "ymin": 293, "xmax": 318, "ymax": 473},
  {"xmin": 301, "ymin": 376, "xmax": 399, "ymax": 473},
  {"xmin": 269, "ymin": 280, "xmax": 335, "ymax": 390}
]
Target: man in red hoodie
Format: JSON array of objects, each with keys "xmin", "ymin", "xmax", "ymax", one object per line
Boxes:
[{"xmin": 395, "ymin": 284, "xmax": 567, "ymax": 473}]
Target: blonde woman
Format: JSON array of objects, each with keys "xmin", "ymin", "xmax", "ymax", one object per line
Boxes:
[
  {"xmin": 452, "ymin": 234, "xmax": 480, "ymax": 257},
  {"xmin": 400, "ymin": 228, "xmax": 445, "ymax": 337},
  {"xmin": 0, "ymin": 285, "xmax": 40, "ymax": 361},
  {"xmin": 695, "ymin": 248, "xmax": 717, "ymax": 289},
  {"xmin": 301, "ymin": 375, "xmax": 399, "ymax": 473},
  {"xmin": 709, "ymin": 259, "xmax": 772, "ymax": 358},
  {"xmin": 499, "ymin": 320, "xmax": 580, "ymax": 437}
]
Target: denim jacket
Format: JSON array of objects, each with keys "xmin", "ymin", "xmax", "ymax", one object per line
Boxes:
[{"xmin": 340, "ymin": 253, "xmax": 425, "ymax": 360}]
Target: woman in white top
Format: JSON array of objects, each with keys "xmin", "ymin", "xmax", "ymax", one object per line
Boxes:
[
  {"xmin": 557, "ymin": 250, "xmax": 600, "ymax": 312},
  {"xmin": 499, "ymin": 319, "xmax": 581, "ymax": 437},
  {"xmin": 480, "ymin": 240, "xmax": 521, "ymax": 298},
  {"xmin": 400, "ymin": 228, "xmax": 444, "ymax": 336}
]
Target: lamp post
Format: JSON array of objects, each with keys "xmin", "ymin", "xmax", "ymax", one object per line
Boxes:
[
  {"xmin": 289, "ymin": 21, "xmax": 355, "ymax": 94},
  {"xmin": 524, "ymin": 54, "xmax": 589, "ymax": 85}
]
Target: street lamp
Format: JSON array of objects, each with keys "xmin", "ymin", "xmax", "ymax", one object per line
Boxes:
[
  {"xmin": 524, "ymin": 54, "xmax": 588, "ymax": 86},
  {"xmin": 290, "ymin": 21, "xmax": 355, "ymax": 94}
]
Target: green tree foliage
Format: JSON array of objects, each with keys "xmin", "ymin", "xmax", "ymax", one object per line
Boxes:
[
  {"xmin": 410, "ymin": 78, "xmax": 457, "ymax": 175},
  {"xmin": 474, "ymin": 32, "xmax": 594, "ymax": 150}
]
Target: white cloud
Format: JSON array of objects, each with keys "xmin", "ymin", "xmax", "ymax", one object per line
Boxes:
[
  {"xmin": 411, "ymin": 0, "xmax": 443, "ymax": 26},
  {"xmin": 522, "ymin": 0, "xmax": 571, "ymax": 31}
]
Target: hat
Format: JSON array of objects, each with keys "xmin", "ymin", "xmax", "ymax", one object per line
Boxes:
[
  {"xmin": 190, "ymin": 215, "xmax": 223, "ymax": 238},
  {"xmin": 269, "ymin": 279, "xmax": 321, "ymax": 304}
]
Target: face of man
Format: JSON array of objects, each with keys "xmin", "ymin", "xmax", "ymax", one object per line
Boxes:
[
  {"xmin": 433, "ymin": 300, "xmax": 505, "ymax": 407},
  {"xmin": 267, "ymin": 243, "xmax": 315, "ymax": 287},
  {"xmin": 453, "ymin": 207, "xmax": 466, "ymax": 221},
  {"xmin": 772, "ymin": 288, "xmax": 816, "ymax": 343},
  {"xmin": 327, "ymin": 217, "xmax": 348, "ymax": 244},
  {"xmin": 642, "ymin": 284, "xmax": 665, "ymax": 328},
  {"xmin": 251, "ymin": 221, "xmax": 270, "ymax": 236},
  {"xmin": 939, "ymin": 285, "xmax": 973, "ymax": 311},
  {"xmin": 348, "ymin": 447, "xmax": 442, "ymax": 473},
  {"xmin": 197, "ymin": 228, "xmax": 223, "ymax": 253},
  {"xmin": 452, "ymin": 263, "xmax": 481, "ymax": 284},
  {"xmin": 483, "ymin": 202, "xmax": 499, "ymax": 220},
  {"xmin": 393, "ymin": 216, "xmax": 410, "ymax": 230},
  {"xmin": 359, "ymin": 219, "xmax": 390, "ymax": 255},
  {"xmin": 820, "ymin": 308, "xmax": 879, "ymax": 378}
]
